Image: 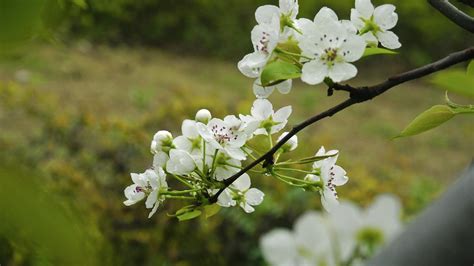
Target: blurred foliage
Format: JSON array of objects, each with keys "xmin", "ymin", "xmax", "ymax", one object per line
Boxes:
[
  {"xmin": 53, "ymin": 0, "xmax": 474, "ymax": 64},
  {"xmin": 0, "ymin": 160, "xmax": 104, "ymax": 265}
]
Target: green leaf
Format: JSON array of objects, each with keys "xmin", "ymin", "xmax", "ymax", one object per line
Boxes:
[
  {"xmin": 203, "ymin": 204, "xmax": 221, "ymax": 219},
  {"xmin": 362, "ymin": 47, "xmax": 397, "ymax": 58},
  {"xmin": 467, "ymin": 60, "xmax": 474, "ymax": 76},
  {"xmin": 260, "ymin": 60, "xmax": 301, "ymax": 87},
  {"xmin": 177, "ymin": 210, "xmax": 202, "ymax": 221},
  {"xmin": 73, "ymin": 0, "xmax": 88, "ymax": 9},
  {"xmin": 431, "ymin": 70, "xmax": 474, "ymax": 98},
  {"xmin": 396, "ymin": 105, "xmax": 456, "ymax": 138}
]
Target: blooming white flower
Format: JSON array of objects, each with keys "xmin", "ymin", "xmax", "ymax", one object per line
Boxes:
[
  {"xmin": 260, "ymin": 211, "xmax": 334, "ymax": 266},
  {"xmin": 253, "ymin": 78, "xmax": 292, "ymax": 99},
  {"xmin": 195, "ymin": 108, "xmax": 212, "ymax": 123},
  {"xmin": 173, "ymin": 120, "xmax": 202, "ymax": 156},
  {"xmin": 277, "ymin": 131, "xmax": 298, "ymax": 152},
  {"xmin": 238, "ymin": 16, "xmax": 280, "ymax": 79},
  {"xmin": 305, "ymin": 146, "xmax": 348, "ymax": 212},
  {"xmin": 350, "ymin": 0, "xmax": 401, "ymax": 49},
  {"xmin": 255, "ymin": 0, "xmax": 299, "ymax": 26},
  {"xmin": 299, "ymin": 15, "xmax": 366, "ymax": 85},
  {"xmin": 217, "ymin": 173, "xmax": 264, "ymax": 213},
  {"xmin": 241, "ymin": 99, "xmax": 292, "ymax": 136},
  {"xmin": 165, "ymin": 149, "xmax": 196, "ymax": 175},
  {"xmin": 197, "ymin": 115, "xmax": 257, "ymax": 160},
  {"xmin": 328, "ymin": 194, "xmax": 403, "ymax": 261},
  {"xmin": 123, "ymin": 168, "xmax": 168, "ymax": 218}
]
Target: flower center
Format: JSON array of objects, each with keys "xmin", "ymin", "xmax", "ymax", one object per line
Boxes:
[
  {"xmin": 326, "ymin": 166, "xmax": 338, "ymax": 198},
  {"xmin": 211, "ymin": 124, "xmax": 239, "ymax": 144},
  {"xmin": 256, "ymin": 32, "xmax": 271, "ymax": 54}
]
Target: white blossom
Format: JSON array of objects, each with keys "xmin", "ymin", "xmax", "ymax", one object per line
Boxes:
[
  {"xmin": 299, "ymin": 14, "xmax": 365, "ymax": 85},
  {"xmin": 328, "ymin": 194, "xmax": 403, "ymax": 261},
  {"xmin": 217, "ymin": 173, "xmax": 265, "ymax": 213},
  {"xmin": 123, "ymin": 168, "xmax": 168, "ymax": 218},
  {"xmin": 350, "ymin": 0, "xmax": 401, "ymax": 49},
  {"xmin": 240, "ymin": 99, "xmax": 292, "ymax": 136},
  {"xmin": 166, "ymin": 149, "xmax": 196, "ymax": 175},
  {"xmin": 305, "ymin": 146, "xmax": 348, "ymax": 212},
  {"xmin": 197, "ymin": 115, "xmax": 257, "ymax": 160},
  {"xmin": 173, "ymin": 119, "xmax": 202, "ymax": 156},
  {"xmin": 260, "ymin": 211, "xmax": 334, "ymax": 266},
  {"xmin": 253, "ymin": 78, "xmax": 292, "ymax": 99},
  {"xmin": 277, "ymin": 131, "xmax": 298, "ymax": 152}
]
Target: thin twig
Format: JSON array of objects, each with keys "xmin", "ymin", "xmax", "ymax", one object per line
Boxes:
[
  {"xmin": 428, "ymin": 0, "xmax": 474, "ymax": 33},
  {"xmin": 207, "ymin": 46, "xmax": 474, "ymax": 204}
]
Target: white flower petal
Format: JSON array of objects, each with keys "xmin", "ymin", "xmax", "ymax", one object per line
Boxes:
[
  {"xmin": 232, "ymin": 173, "xmax": 251, "ymax": 191},
  {"xmin": 374, "ymin": 4, "xmax": 398, "ymax": 30},
  {"xmin": 350, "ymin": 9, "xmax": 365, "ymax": 29},
  {"xmin": 145, "ymin": 189, "xmax": 158, "ymax": 209},
  {"xmin": 166, "ymin": 149, "xmax": 196, "ymax": 175},
  {"xmin": 225, "ymin": 147, "xmax": 246, "ymax": 160},
  {"xmin": 273, "ymin": 106, "xmax": 292, "ymax": 123},
  {"xmin": 251, "ymin": 99, "xmax": 273, "ymax": 120},
  {"xmin": 253, "ymin": 80, "xmax": 275, "ymax": 98},
  {"xmin": 314, "ymin": 6, "xmax": 338, "ymax": 24},
  {"xmin": 331, "ymin": 165, "xmax": 349, "ymax": 186},
  {"xmin": 376, "ymin": 30, "xmax": 401, "ymax": 49},
  {"xmin": 181, "ymin": 119, "xmax": 199, "ymax": 138},
  {"xmin": 245, "ymin": 188, "xmax": 265, "ymax": 205},
  {"xmin": 260, "ymin": 229, "xmax": 298, "ymax": 266},
  {"xmin": 329, "ymin": 62, "xmax": 357, "ymax": 83},
  {"xmin": 240, "ymin": 202, "xmax": 255, "ymax": 213},
  {"xmin": 321, "ymin": 188, "xmax": 339, "ymax": 212},
  {"xmin": 279, "ymin": 0, "xmax": 298, "ymax": 18},
  {"xmin": 217, "ymin": 189, "xmax": 234, "ymax": 207},
  {"xmin": 361, "ymin": 31, "xmax": 378, "ymax": 46},
  {"xmin": 364, "ymin": 194, "xmax": 402, "ymax": 240},
  {"xmin": 255, "ymin": 5, "xmax": 280, "ymax": 24},
  {"xmin": 301, "ymin": 60, "xmax": 328, "ymax": 85},
  {"xmin": 276, "ymin": 79, "xmax": 292, "ymax": 94},
  {"xmin": 340, "ymin": 35, "xmax": 366, "ymax": 62},
  {"xmin": 355, "ymin": 0, "xmax": 374, "ymax": 18},
  {"xmin": 153, "ymin": 152, "xmax": 169, "ymax": 168},
  {"xmin": 238, "ymin": 52, "xmax": 267, "ymax": 78},
  {"xmin": 173, "ymin": 136, "xmax": 192, "ymax": 152}
]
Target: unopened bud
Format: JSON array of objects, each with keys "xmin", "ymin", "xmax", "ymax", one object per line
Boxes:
[
  {"xmin": 277, "ymin": 132, "xmax": 298, "ymax": 152},
  {"xmin": 151, "ymin": 130, "xmax": 173, "ymax": 154},
  {"xmin": 195, "ymin": 109, "xmax": 212, "ymax": 123}
]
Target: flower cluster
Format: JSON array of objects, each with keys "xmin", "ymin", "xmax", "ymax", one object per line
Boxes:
[
  {"xmin": 239, "ymin": 0, "xmax": 401, "ymax": 98},
  {"xmin": 124, "ymin": 0, "xmax": 403, "ymax": 220},
  {"xmin": 260, "ymin": 194, "xmax": 403, "ymax": 266},
  {"xmin": 124, "ymin": 99, "xmax": 349, "ymax": 219}
]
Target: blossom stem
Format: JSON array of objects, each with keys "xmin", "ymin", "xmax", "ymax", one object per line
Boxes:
[
  {"xmin": 172, "ymin": 174, "xmax": 194, "ymax": 188},
  {"xmin": 267, "ymin": 134, "xmax": 273, "ymax": 148},
  {"xmin": 274, "ymin": 167, "xmax": 314, "ymax": 174},
  {"xmin": 242, "ymin": 147, "xmax": 258, "ymax": 160},
  {"xmin": 164, "ymin": 195, "xmax": 195, "ymax": 200},
  {"xmin": 162, "ymin": 188, "xmax": 202, "ymax": 195},
  {"xmin": 272, "ymin": 172, "xmax": 307, "ymax": 187},
  {"xmin": 210, "ymin": 149, "xmax": 219, "ymax": 177},
  {"xmin": 273, "ymin": 172, "xmax": 318, "ymax": 186},
  {"xmin": 275, "ymin": 47, "xmax": 311, "ymax": 59},
  {"xmin": 202, "ymin": 139, "xmax": 207, "ymax": 174}
]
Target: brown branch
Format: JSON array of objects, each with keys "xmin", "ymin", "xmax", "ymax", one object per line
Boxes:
[
  {"xmin": 429, "ymin": 0, "xmax": 474, "ymax": 33},
  {"xmin": 208, "ymin": 46, "xmax": 474, "ymax": 204}
]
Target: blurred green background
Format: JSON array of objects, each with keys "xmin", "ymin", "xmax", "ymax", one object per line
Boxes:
[{"xmin": 0, "ymin": 0, "xmax": 473, "ymax": 265}]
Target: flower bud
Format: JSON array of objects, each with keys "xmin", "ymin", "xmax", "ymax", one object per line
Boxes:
[
  {"xmin": 195, "ymin": 109, "xmax": 212, "ymax": 123},
  {"xmin": 277, "ymin": 132, "xmax": 297, "ymax": 152},
  {"xmin": 150, "ymin": 130, "xmax": 173, "ymax": 154}
]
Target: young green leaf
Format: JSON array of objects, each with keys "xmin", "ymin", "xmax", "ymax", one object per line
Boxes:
[
  {"xmin": 431, "ymin": 70, "xmax": 474, "ymax": 98},
  {"xmin": 467, "ymin": 60, "xmax": 474, "ymax": 76},
  {"xmin": 203, "ymin": 204, "xmax": 221, "ymax": 219},
  {"xmin": 260, "ymin": 60, "xmax": 301, "ymax": 87},
  {"xmin": 395, "ymin": 105, "xmax": 456, "ymax": 138},
  {"xmin": 177, "ymin": 209, "xmax": 202, "ymax": 221},
  {"xmin": 362, "ymin": 47, "xmax": 397, "ymax": 58}
]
